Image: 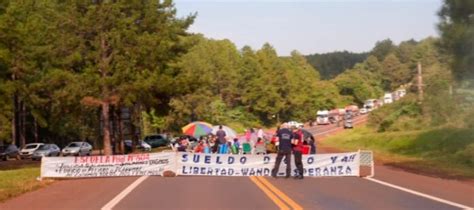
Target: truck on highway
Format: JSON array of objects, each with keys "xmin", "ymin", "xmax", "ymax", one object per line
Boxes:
[
  {"xmin": 396, "ymin": 89, "xmax": 406, "ymax": 98},
  {"xmin": 384, "ymin": 93, "xmax": 393, "ymax": 104},
  {"xmin": 345, "ymin": 105, "xmax": 359, "ymax": 116},
  {"xmin": 364, "ymin": 99, "xmax": 379, "ymax": 111},
  {"xmin": 316, "ymin": 110, "xmax": 330, "ymax": 125}
]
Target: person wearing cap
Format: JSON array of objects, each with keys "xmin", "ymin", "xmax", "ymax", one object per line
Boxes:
[
  {"xmin": 292, "ymin": 127, "xmax": 304, "ymax": 179},
  {"xmin": 272, "ymin": 123, "xmax": 293, "ymax": 178}
]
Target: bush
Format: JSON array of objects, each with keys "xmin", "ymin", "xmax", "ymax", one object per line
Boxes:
[{"xmin": 368, "ymin": 94, "xmax": 423, "ymax": 132}]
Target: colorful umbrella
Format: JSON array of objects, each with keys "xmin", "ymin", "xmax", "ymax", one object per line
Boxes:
[
  {"xmin": 211, "ymin": 125, "xmax": 237, "ymax": 139},
  {"xmin": 182, "ymin": 121, "xmax": 213, "ymax": 138}
]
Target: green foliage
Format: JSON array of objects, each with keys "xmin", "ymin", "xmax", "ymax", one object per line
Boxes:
[
  {"xmin": 438, "ymin": 0, "xmax": 474, "ymax": 80},
  {"xmin": 324, "ymin": 126, "xmax": 474, "ymax": 178},
  {"xmin": 370, "ymin": 39, "xmax": 396, "ymax": 61},
  {"xmin": 305, "ymin": 51, "xmax": 368, "ymax": 80},
  {"xmin": 332, "ymin": 60, "xmax": 384, "ymax": 105},
  {"xmin": 368, "ymin": 94, "xmax": 424, "ymax": 132},
  {"xmin": 381, "ymin": 54, "xmax": 411, "ymax": 90},
  {"xmin": 142, "ymin": 109, "xmax": 166, "ymax": 136}
]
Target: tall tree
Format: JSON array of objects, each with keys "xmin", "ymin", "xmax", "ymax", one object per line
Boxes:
[
  {"xmin": 54, "ymin": 0, "xmax": 194, "ymax": 155},
  {"xmin": 0, "ymin": 1, "xmax": 57, "ymax": 146},
  {"xmin": 438, "ymin": 0, "xmax": 474, "ymax": 81},
  {"xmin": 371, "ymin": 39, "xmax": 396, "ymax": 62}
]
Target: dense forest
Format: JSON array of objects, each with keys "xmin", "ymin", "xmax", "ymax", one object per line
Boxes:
[
  {"xmin": 0, "ymin": 0, "xmax": 472, "ymax": 156},
  {"xmin": 305, "ymin": 51, "xmax": 368, "ymax": 80}
]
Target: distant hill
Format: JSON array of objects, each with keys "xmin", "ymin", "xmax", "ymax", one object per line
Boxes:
[{"xmin": 305, "ymin": 51, "xmax": 369, "ymax": 80}]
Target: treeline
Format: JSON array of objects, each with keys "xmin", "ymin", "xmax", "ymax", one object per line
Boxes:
[
  {"xmin": 0, "ymin": 1, "xmax": 344, "ymax": 154},
  {"xmin": 330, "ymin": 38, "xmax": 450, "ymax": 106},
  {"xmin": 1, "ymin": 0, "xmax": 470, "ymax": 155},
  {"xmin": 305, "ymin": 51, "xmax": 368, "ymax": 80},
  {"xmin": 364, "ymin": 0, "xmax": 474, "ymax": 132}
]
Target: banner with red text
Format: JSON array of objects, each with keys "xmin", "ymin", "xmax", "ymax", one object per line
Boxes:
[{"xmin": 41, "ymin": 153, "xmax": 175, "ymax": 178}]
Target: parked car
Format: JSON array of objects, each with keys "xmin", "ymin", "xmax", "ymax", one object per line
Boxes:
[
  {"xmin": 124, "ymin": 140, "xmax": 151, "ymax": 153},
  {"xmin": 62, "ymin": 142, "xmax": 92, "ymax": 156},
  {"xmin": 143, "ymin": 134, "xmax": 170, "ymax": 148},
  {"xmin": 32, "ymin": 144, "xmax": 61, "ymax": 160},
  {"xmin": 0, "ymin": 144, "xmax": 20, "ymax": 161},
  {"xmin": 20, "ymin": 143, "xmax": 44, "ymax": 159}
]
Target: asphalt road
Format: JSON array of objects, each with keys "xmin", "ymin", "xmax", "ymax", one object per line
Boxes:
[{"xmin": 1, "ymin": 115, "xmax": 473, "ymax": 210}]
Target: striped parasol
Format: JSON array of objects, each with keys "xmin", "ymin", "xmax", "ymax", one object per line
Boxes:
[{"xmin": 181, "ymin": 121, "xmax": 213, "ymax": 138}]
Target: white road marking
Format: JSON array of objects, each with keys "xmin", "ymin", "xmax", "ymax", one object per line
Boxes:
[
  {"xmin": 364, "ymin": 177, "xmax": 473, "ymax": 210},
  {"xmin": 101, "ymin": 176, "xmax": 149, "ymax": 210}
]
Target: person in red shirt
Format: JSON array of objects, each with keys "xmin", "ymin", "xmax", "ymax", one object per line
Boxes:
[
  {"xmin": 292, "ymin": 127, "xmax": 304, "ymax": 179},
  {"xmin": 194, "ymin": 140, "xmax": 205, "ymax": 153}
]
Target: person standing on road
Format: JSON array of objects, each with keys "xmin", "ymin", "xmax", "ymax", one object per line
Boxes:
[
  {"xmin": 292, "ymin": 127, "xmax": 305, "ymax": 179},
  {"xmin": 272, "ymin": 123, "xmax": 293, "ymax": 178},
  {"xmin": 215, "ymin": 125, "xmax": 227, "ymax": 153}
]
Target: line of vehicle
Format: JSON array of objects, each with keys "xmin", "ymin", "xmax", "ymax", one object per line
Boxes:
[
  {"xmin": 311, "ymin": 117, "xmax": 367, "ymax": 137},
  {"xmin": 249, "ymin": 176, "xmax": 290, "ymax": 210},
  {"xmin": 101, "ymin": 176, "xmax": 149, "ymax": 210},
  {"xmin": 364, "ymin": 177, "xmax": 472, "ymax": 210}
]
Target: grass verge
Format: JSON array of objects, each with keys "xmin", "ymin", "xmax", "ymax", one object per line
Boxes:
[
  {"xmin": 0, "ymin": 167, "xmax": 53, "ymax": 203},
  {"xmin": 322, "ymin": 126, "xmax": 474, "ymax": 179}
]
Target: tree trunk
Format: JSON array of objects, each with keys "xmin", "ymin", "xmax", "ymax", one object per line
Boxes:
[
  {"xmin": 110, "ymin": 105, "xmax": 116, "ymax": 154},
  {"xmin": 11, "ymin": 93, "xmax": 18, "ymax": 146},
  {"xmin": 130, "ymin": 105, "xmax": 139, "ymax": 153},
  {"xmin": 19, "ymin": 101, "xmax": 26, "ymax": 147},
  {"xmin": 117, "ymin": 107, "xmax": 124, "ymax": 154},
  {"xmin": 34, "ymin": 117, "xmax": 39, "ymax": 143},
  {"xmin": 102, "ymin": 102, "xmax": 112, "ymax": 155}
]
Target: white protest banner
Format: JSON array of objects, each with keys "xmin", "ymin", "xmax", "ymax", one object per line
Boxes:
[
  {"xmin": 41, "ymin": 153, "xmax": 175, "ymax": 178},
  {"xmin": 178, "ymin": 152, "xmax": 359, "ymax": 177}
]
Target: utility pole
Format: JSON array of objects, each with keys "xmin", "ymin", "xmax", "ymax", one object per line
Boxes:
[{"xmin": 417, "ymin": 62, "xmax": 423, "ymax": 104}]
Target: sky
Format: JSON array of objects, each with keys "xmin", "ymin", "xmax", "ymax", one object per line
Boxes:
[{"xmin": 174, "ymin": 0, "xmax": 442, "ymax": 56}]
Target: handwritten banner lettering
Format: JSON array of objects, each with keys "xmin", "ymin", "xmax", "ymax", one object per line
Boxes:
[{"xmin": 41, "ymin": 153, "xmax": 175, "ymax": 178}]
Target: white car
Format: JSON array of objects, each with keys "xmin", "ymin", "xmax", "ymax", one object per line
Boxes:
[
  {"xmin": 360, "ymin": 108, "xmax": 368, "ymax": 115},
  {"xmin": 62, "ymin": 142, "xmax": 92, "ymax": 156},
  {"xmin": 20, "ymin": 143, "xmax": 44, "ymax": 159},
  {"xmin": 287, "ymin": 121, "xmax": 303, "ymax": 128}
]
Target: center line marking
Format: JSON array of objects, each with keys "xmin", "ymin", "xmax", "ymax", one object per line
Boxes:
[
  {"xmin": 249, "ymin": 176, "xmax": 290, "ymax": 210},
  {"xmin": 257, "ymin": 176, "xmax": 304, "ymax": 210},
  {"xmin": 101, "ymin": 176, "xmax": 149, "ymax": 210}
]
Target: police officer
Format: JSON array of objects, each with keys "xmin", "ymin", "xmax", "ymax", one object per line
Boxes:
[
  {"xmin": 292, "ymin": 126, "xmax": 304, "ymax": 179},
  {"xmin": 272, "ymin": 123, "xmax": 293, "ymax": 178}
]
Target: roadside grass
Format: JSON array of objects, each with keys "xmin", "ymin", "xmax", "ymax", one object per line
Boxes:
[
  {"xmin": 0, "ymin": 167, "xmax": 53, "ymax": 203},
  {"xmin": 322, "ymin": 126, "xmax": 474, "ymax": 179}
]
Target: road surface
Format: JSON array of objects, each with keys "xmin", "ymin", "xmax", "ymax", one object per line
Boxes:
[{"xmin": 1, "ymin": 115, "xmax": 473, "ymax": 210}]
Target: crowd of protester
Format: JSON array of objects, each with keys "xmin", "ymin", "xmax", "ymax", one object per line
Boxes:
[{"xmin": 172, "ymin": 125, "xmax": 316, "ymax": 155}]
